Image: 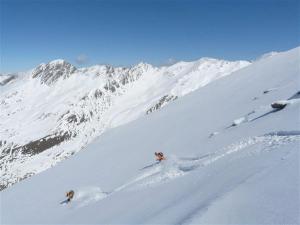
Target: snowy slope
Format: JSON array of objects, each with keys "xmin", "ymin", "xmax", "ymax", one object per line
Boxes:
[
  {"xmin": 1, "ymin": 47, "xmax": 299, "ymax": 224},
  {"xmin": 0, "ymin": 57, "xmax": 249, "ymax": 190}
]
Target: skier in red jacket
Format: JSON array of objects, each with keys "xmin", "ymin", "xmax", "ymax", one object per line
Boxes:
[{"xmin": 155, "ymin": 152, "xmax": 166, "ymax": 161}]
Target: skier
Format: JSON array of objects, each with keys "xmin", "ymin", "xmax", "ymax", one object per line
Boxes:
[
  {"xmin": 66, "ymin": 190, "xmax": 75, "ymax": 203},
  {"xmin": 155, "ymin": 152, "xmax": 166, "ymax": 161}
]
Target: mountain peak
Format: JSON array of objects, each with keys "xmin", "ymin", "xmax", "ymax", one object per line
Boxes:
[
  {"xmin": 135, "ymin": 62, "xmax": 152, "ymax": 68},
  {"xmin": 131, "ymin": 62, "xmax": 154, "ymax": 73},
  {"xmin": 32, "ymin": 59, "xmax": 76, "ymax": 85},
  {"xmin": 48, "ymin": 59, "xmax": 67, "ymax": 65}
]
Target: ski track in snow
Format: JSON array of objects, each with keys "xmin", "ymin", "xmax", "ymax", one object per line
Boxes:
[
  {"xmin": 68, "ymin": 186, "xmax": 109, "ymax": 209},
  {"xmin": 69, "ymin": 131, "xmax": 300, "ymax": 209}
]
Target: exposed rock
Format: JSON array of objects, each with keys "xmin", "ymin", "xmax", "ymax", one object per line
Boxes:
[
  {"xmin": 263, "ymin": 88, "xmax": 277, "ymax": 94},
  {"xmin": 11, "ymin": 132, "xmax": 72, "ymax": 156},
  {"xmin": 94, "ymin": 89, "xmax": 103, "ymax": 98},
  {"xmin": 146, "ymin": 95, "xmax": 178, "ymax": 114},
  {"xmin": 67, "ymin": 114, "xmax": 78, "ymax": 123},
  {"xmin": 0, "ymin": 74, "xmax": 17, "ymax": 86},
  {"xmin": 32, "ymin": 60, "xmax": 77, "ymax": 85},
  {"xmin": 0, "ymin": 172, "xmax": 34, "ymax": 191},
  {"xmin": 271, "ymin": 101, "xmax": 287, "ymax": 110},
  {"xmin": 103, "ymin": 80, "xmax": 120, "ymax": 93}
]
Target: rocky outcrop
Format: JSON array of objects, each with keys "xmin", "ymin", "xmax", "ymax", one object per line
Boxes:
[
  {"xmin": 0, "ymin": 74, "xmax": 17, "ymax": 86},
  {"xmin": 15, "ymin": 132, "xmax": 72, "ymax": 156},
  {"xmin": 271, "ymin": 101, "xmax": 287, "ymax": 110},
  {"xmin": 0, "ymin": 131, "xmax": 72, "ymax": 190},
  {"xmin": 32, "ymin": 60, "xmax": 77, "ymax": 85},
  {"xmin": 146, "ymin": 95, "xmax": 178, "ymax": 114}
]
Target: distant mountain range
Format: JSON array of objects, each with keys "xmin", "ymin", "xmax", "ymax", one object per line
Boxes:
[
  {"xmin": 1, "ymin": 47, "xmax": 299, "ymax": 224},
  {"xmin": 0, "ymin": 57, "xmax": 251, "ymax": 190}
]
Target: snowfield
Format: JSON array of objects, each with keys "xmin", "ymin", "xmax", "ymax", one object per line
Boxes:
[
  {"xmin": 1, "ymin": 47, "xmax": 300, "ymax": 224},
  {"xmin": 0, "ymin": 55, "xmax": 249, "ymax": 190}
]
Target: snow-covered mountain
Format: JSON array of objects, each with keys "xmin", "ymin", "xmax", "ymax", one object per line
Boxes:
[
  {"xmin": 0, "ymin": 57, "xmax": 249, "ymax": 190},
  {"xmin": 1, "ymin": 47, "xmax": 299, "ymax": 224},
  {"xmin": 0, "ymin": 74, "xmax": 17, "ymax": 86}
]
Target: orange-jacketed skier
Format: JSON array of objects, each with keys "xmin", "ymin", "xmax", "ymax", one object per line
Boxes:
[
  {"xmin": 66, "ymin": 190, "xmax": 75, "ymax": 203},
  {"xmin": 155, "ymin": 152, "xmax": 166, "ymax": 161}
]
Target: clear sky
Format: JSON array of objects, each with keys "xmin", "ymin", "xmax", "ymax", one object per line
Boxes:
[{"xmin": 1, "ymin": 0, "xmax": 299, "ymax": 73}]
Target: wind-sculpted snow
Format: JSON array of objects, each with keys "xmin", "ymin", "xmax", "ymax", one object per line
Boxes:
[{"xmin": 0, "ymin": 56, "xmax": 249, "ymax": 190}]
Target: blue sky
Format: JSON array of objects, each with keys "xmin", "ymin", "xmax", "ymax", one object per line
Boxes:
[{"xmin": 1, "ymin": 0, "xmax": 299, "ymax": 73}]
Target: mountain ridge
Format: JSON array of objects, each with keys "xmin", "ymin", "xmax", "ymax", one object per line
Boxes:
[
  {"xmin": 0, "ymin": 55, "xmax": 253, "ymax": 190},
  {"xmin": 1, "ymin": 46, "xmax": 299, "ymax": 224}
]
